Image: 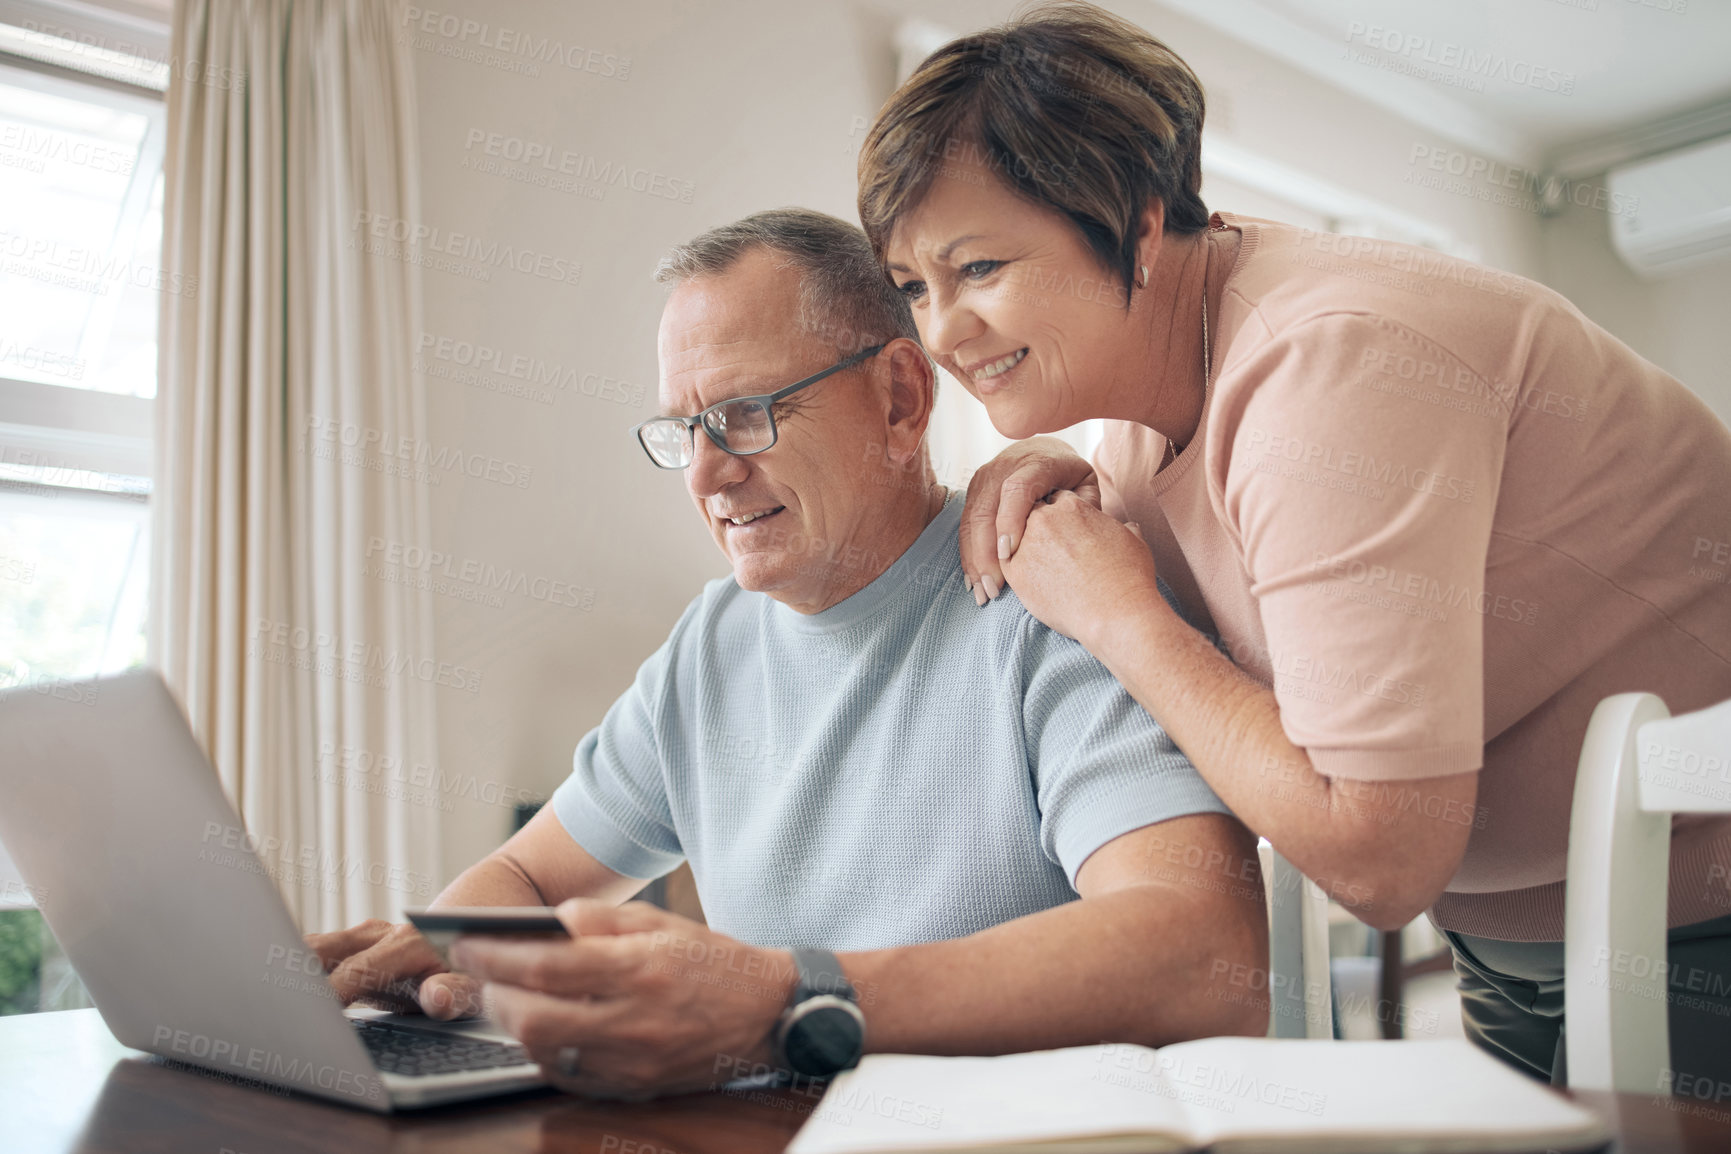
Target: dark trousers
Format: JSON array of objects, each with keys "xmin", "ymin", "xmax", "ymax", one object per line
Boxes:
[{"xmin": 1444, "ymin": 913, "xmax": 1731, "ymax": 1094}]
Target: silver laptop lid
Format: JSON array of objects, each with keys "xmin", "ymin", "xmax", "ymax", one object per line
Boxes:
[{"xmin": 0, "ymin": 668, "xmax": 389, "ymax": 1111}]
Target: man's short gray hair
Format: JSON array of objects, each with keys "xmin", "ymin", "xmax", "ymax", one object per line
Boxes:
[{"xmin": 654, "ymin": 208, "xmax": 919, "ymax": 358}]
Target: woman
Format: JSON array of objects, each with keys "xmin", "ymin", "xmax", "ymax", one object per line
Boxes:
[{"xmin": 856, "ymin": 2, "xmax": 1731, "ymax": 1085}]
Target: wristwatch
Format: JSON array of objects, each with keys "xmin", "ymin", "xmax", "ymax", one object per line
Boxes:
[{"xmin": 773, "ymin": 948, "xmax": 866, "ymax": 1078}]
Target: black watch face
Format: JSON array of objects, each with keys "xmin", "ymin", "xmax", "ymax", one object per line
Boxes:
[{"xmin": 785, "ymin": 1003, "xmax": 865, "ymax": 1078}]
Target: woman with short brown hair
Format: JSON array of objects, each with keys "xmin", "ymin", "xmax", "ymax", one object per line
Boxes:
[{"xmin": 858, "ymin": 0, "xmax": 1731, "ymax": 1085}]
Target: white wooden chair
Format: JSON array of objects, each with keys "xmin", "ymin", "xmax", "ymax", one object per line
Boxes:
[
  {"xmin": 1565, "ymin": 693, "xmax": 1731, "ymax": 1093},
  {"xmin": 1261, "ymin": 839, "xmax": 1334, "ymax": 1038}
]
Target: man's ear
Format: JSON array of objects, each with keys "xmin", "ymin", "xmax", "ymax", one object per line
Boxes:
[{"xmin": 882, "ymin": 339, "xmax": 936, "ymax": 469}]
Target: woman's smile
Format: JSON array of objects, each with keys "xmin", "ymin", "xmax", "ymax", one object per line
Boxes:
[{"xmin": 965, "ymin": 347, "xmax": 1029, "ymax": 391}]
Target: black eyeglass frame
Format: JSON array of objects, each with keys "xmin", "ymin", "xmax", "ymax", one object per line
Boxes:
[{"xmin": 631, "ymin": 343, "xmax": 887, "ymax": 469}]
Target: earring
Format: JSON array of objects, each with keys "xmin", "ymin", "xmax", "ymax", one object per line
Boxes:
[{"xmin": 1139, "ymin": 265, "xmax": 1149, "ymax": 288}]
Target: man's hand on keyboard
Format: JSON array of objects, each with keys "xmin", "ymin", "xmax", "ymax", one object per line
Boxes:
[
  {"xmin": 450, "ymin": 899, "xmax": 797, "ymax": 1099},
  {"xmin": 306, "ymin": 919, "xmax": 485, "ymax": 1021}
]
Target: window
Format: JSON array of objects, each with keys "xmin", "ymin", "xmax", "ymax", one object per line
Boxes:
[
  {"xmin": 0, "ymin": 15, "xmax": 167, "ymax": 1014},
  {"xmin": 0, "ymin": 76, "xmax": 164, "ymax": 396}
]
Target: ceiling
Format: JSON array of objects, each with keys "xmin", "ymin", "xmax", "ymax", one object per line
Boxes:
[
  {"xmin": 1156, "ymin": 0, "xmax": 1731, "ymax": 172},
  {"xmin": 31, "ymin": 0, "xmax": 1731, "ymax": 176}
]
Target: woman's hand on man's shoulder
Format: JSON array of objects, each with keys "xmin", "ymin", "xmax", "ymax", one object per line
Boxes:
[{"xmin": 960, "ymin": 436, "xmax": 1099, "ymax": 603}]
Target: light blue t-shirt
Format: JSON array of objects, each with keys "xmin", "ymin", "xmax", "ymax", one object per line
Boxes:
[{"xmin": 553, "ymin": 492, "xmax": 1229, "ymax": 951}]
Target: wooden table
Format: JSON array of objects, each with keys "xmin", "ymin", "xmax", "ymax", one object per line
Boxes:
[
  {"xmin": 4, "ymin": 1009, "xmax": 1731, "ymax": 1153},
  {"xmin": 0, "ymin": 1010, "xmax": 807, "ymax": 1154}
]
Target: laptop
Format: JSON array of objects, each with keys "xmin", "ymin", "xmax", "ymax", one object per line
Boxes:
[{"xmin": 0, "ymin": 667, "xmax": 548, "ymax": 1111}]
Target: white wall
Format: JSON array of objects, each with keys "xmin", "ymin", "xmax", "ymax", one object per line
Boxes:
[
  {"xmin": 408, "ymin": 0, "xmax": 896, "ymax": 879},
  {"xmin": 1537, "ymin": 176, "xmax": 1731, "ymax": 426},
  {"xmin": 405, "ymin": 0, "xmax": 1571, "ymax": 883}
]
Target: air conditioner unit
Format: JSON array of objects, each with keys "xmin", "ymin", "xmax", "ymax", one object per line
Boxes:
[{"xmin": 1608, "ymin": 134, "xmax": 1731, "ymax": 279}]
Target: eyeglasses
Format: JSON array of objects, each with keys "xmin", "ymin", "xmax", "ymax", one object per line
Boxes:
[{"xmin": 631, "ymin": 344, "xmax": 887, "ymax": 469}]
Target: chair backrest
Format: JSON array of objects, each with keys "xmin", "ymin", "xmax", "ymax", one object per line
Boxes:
[
  {"xmin": 1260, "ymin": 839, "xmax": 1333, "ymax": 1038},
  {"xmin": 1565, "ymin": 693, "xmax": 1731, "ymax": 1093}
]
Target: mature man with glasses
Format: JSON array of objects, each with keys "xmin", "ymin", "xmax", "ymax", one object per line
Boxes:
[{"xmin": 307, "ymin": 209, "xmax": 1268, "ymax": 1099}]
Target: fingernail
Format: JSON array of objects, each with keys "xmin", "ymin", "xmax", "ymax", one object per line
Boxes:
[
  {"xmin": 982, "ymin": 574, "xmax": 1001, "ymax": 600},
  {"xmin": 973, "ymin": 581, "xmax": 988, "ymax": 608},
  {"xmin": 962, "ymin": 573, "xmax": 973, "ymax": 594},
  {"xmin": 997, "ymin": 534, "xmax": 1013, "ymax": 560}
]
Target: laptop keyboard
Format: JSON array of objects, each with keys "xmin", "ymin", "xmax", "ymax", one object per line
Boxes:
[{"xmin": 353, "ymin": 1018, "xmax": 534, "ymax": 1078}]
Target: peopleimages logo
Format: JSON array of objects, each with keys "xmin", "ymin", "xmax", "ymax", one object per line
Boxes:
[
  {"xmin": 364, "ymin": 536, "xmax": 595, "ymax": 610},
  {"xmin": 349, "ymin": 211, "xmax": 581, "ymax": 287},
  {"xmin": 1293, "ymin": 230, "xmax": 1525, "ymax": 300},
  {"xmin": 1241, "ymin": 426, "xmax": 1479, "ymax": 505},
  {"xmin": 247, "ymin": 616, "xmax": 484, "ymax": 695},
  {"xmin": 1407, "ymin": 144, "xmax": 1639, "ymax": 219},
  {"xmin": 1690, "ymin": 535, "xmax": 1730, "ymax": 587},
  {"xmin": 318, "ymin": 739, "xmax": 545, "ymax": 812},
  {"xmin": 0, "ymin": 228, "xmax": 199, "ymax": 298},
  {"xmin": 0, "ymin": 125, "xmax": 134, "ymax": 175},
  {"xmin": 151, "ymin": 1025, "xmax": 381, "ymax": 1101},
  {"xmin": 0, "ymin": 672, "xmax": 99, "ymax": 706},
  {"xmin": 1309, "ymin": 553, "xmax": 1540, "ymax": 628},
  {"xmin": 461, "ymin": 130, "xmax": 694, "ymax": 203},
  {"xmin": 0, "ymin": 340, "xmax": 84, "ymax": 381},
  {"xmin": 303, "ymin": 414, "xmax": 533, "ymax": 490},
  {"xmin": 399, "ymin": 8, "xmax": 630, "ymax": 79},
  {"xmin": 1093, "ymin": 1043, "xmax": 1329, "ymax": 1117},
  {"xmin": 199, "ymin": 820, "xmax": 438, "ymax": 898},
  {"xmin": 14, "ymin": 19, "xmax": 248, "ymax": 92},
  {"xmin": 416, "ymin": 330, "xmax": 645, "ymax": 407},
  {"xmin": 1344, "ymin": 22, "xmax": 1575, "ymax": 95}
]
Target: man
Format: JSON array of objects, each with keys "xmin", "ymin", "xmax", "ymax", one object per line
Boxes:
[{"xmin": 311, "ymin": 209, "xmax": 1267, "ymax": 1098}]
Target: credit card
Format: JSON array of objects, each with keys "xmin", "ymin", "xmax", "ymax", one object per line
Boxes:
[{"xmin": 404, "ymin": 906, "xmax": 570, "ymax": 967}]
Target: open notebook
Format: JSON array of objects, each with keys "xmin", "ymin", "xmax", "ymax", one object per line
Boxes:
[{"xmin": 786, "ymin": 1039, "xmax": 1610, "ymax": 1154}]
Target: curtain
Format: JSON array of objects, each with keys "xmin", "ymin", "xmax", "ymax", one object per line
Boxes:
[{"xmin": 154, "ymin": 0, "xmax": 440, "ymax": 929}]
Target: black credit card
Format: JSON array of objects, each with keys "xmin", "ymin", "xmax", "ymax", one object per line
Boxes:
[
  {"xmin": 404, "ymin": 906, "xmax": 570, "ymax": 967},
  {"xmin": 404, "ymin": 906, "xmax": 570, "ymax": 935}
]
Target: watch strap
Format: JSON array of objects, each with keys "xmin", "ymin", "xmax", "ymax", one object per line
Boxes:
[{"xmin": 790, "ymin": 947, "xmax": 856, "ymax": 1005}]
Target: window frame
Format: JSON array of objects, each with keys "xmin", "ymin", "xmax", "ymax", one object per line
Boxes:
[
  {"xmin": 0, "ymin": 14, "xmax": 165, "ymax": 937},
  {"xmin": 0, "ymin": 54, "xmax": 164, "ymax": 480}
]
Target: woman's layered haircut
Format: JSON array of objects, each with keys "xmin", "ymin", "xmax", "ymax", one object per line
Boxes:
[{"xmin": 857, "ymin": 2, "xmax": 1210, "ymax": 300}]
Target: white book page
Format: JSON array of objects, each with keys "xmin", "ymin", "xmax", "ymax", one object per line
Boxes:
[
  {"xmin": 1157, "ymin": 1038, "xmax": 1605, "ymax": 1149},
  {"xmin": 786, "ymin": 1045, "xmax": 1192, "ymax": 1154}
]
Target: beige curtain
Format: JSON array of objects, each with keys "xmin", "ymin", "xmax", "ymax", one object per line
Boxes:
[{"xmin": 154, "ymin": 0, "xmax": 440, "ymax": 929}]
